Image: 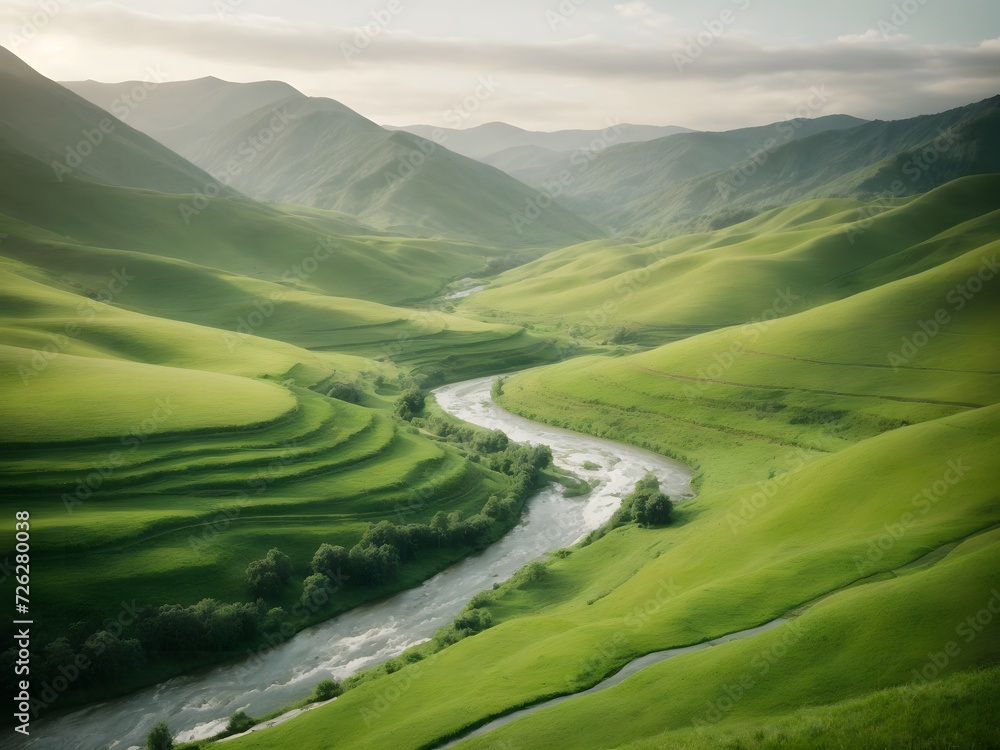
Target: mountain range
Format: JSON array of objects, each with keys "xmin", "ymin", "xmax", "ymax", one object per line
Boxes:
[{"xmin": 63, "ymin": 77, "xmax": 602, "ymax": 247}]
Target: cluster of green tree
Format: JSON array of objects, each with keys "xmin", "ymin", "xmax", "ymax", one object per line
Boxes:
[
  {"xmin": 616, "ymin": 473, "xmax": 674, "ymax": 526},
  {"xmin": 393, "ymin": 388, "xmax": 426, "ymax": 420},
  {"xmin": 0, "ymin": 596, "xmax": 273, "ymax": 727},
  {"xmin": 582, "ymin": 473, "xmax": 674, "ymax": 546},
  {"xmin": 246, "ymin": 548, "xmax": 294, "ymax": 599},
  {"xmin": 4, "ymin": 408, "xmax": 553, "ymax": 725},
  {"xmin": 302, "ymin": 438, "xmax": 551, "ymax": 597},
  {"xmin": 186, "ymin": 557, "xmax": 555, "ymax": 747}
]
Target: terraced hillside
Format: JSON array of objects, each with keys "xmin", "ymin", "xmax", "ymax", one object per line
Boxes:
[
  {"xmin": 219, "ymin": 180, "xmax": 1000, "ymax": 750},
  {"xmin": 0, "ymin": 46, "xmax": 585, "ymax": 715},
  {"xmin": 0, "ymin": 355, "xmax": 502, "ymax": 635}
]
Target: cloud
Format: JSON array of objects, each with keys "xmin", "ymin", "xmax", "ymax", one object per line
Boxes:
[
  {"xmin": 8, "ymin": 2, "xmax": 1000, "ymax": 130},
  {"xmin": 615, "ymin": 2, "xmax": 654, "ymax": 19},
  {"xmin": 614, "ymin": 2, "xmax": 672, "ymax": 31},
  {"xmin": 836, "ymin": 29, "xmax": 913, "ymax": 44}
]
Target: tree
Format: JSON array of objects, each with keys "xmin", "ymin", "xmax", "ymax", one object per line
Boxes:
[
  {"xmin": 528, "ymin": 444, "xmax": 553, "ymax": 469},
  {"xmin": 266, "ymin": 548, "xmax": 293, "ymax": 584},
  {"xmin": 226, "ymin": 710, "xmax": 255, "ymax": 734},
  {"xmin": 246, "ymin": 559, "xmax": 282, "ymax": 599},
  {"xmin": 619, "ymin": 473, "xmax": 673, "ymax": 527},
  {"xmin": 394, "ymin": 388, "xmax": 426, "ymax": 420},
  {"xmin": 635, "ymin": 472, "xmax": 659, "ymax": 492},
  {"xmin": 311, "ymin": 543, "xmax": 350, "ymax": 581},
  {"xmin": 146, "ymin": 720, "xmax": 173, "ymax": 750},
  {"xmin": 472, "ymin": 428, "xmax": 508, "ymax": 454},
  {"xmin": 454, "ymin": 607, "xmax": 493, "ymax": 633},
  {"xmin": 645, "ymin": 492, "xmax": 674, "ymax": 525},
  {"xmin": 84, "ymin": 631, "xmax": 145, "ymax": 680},
  {"xmin": 246, "ymin": 549, "xmax": 293, "ymax": 599},
  {"xmin": 312, "ymin": 678, "xmax": 343, "ymax": 701},
  {"xmin": 301, "ymin": 573, "xmax": 334, "ymax": 607}
]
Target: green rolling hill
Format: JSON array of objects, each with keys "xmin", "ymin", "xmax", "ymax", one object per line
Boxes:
[
  {"xmin": 0, "ymin": 46, "xmax": 580, "ymax": 712},
  {"xmin": 463, "ymin": 174, "xmax": 1000, "ymax": 344},
  {"xmin": 68, "ymin": 78, "xmax": 606, "ymax": 248},
  {"xmin": 0, "ymin": 46, "xmax": 234, "ymax": 197},
  {"xmin": 542, "ymin": 98, "xmax": 998, "ymax": 235},
  {"xmin": 0, "ymin": 39, "xmax": 997, "ymax": 750},
  {"xmin": 63, "ymin": 76, "xmax": 300, "ymax": 156},
  {"xmin": 223, "ymin": 181, "xmax": 1000, "ymax": 749}
]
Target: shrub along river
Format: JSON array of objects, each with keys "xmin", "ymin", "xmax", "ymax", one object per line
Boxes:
[{"xmin": 14, "ymin": 375, "xmax": 693, "ymax": 749}]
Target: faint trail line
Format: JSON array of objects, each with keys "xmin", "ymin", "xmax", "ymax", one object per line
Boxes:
[
  {"xmin": 629, "ymin": 365, "xmax": 985, "ymax": 409},
  {"xmin": 733, "ymin": 344, "xmax": 1000, "ymax": 375}
]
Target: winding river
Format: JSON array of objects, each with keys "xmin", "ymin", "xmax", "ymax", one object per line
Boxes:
[{"xmin": 13, "ymin": 375, "xmax": 693, "ymax": 749}]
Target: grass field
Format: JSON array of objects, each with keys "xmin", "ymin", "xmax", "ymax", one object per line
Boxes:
[
  {"xmin": 2, "ymin": 50, "xmax": 998, "ymax": 746},
  {"xmin": 215, "ymin": 179, "xmax": 1000, "ymax": 750},
  {"xmin": 464, "ymin": 174, "xmax": 1000, "ymax": 345}
]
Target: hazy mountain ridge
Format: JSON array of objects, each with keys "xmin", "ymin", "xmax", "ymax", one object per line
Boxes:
[
  {"xmin": 66, "ymin": 77, "xmax": 605, "ymax": 247},
  {"xmin": 386, "ymin": 121, "xmax": 695, "ymax": 160},
  {"xmin": 0, "ymin": 46, "xmax": 234, "ymax": 197},
  {"xmin": 553, "ymin": 100, "xmax": 1000, "ymax": 235}
]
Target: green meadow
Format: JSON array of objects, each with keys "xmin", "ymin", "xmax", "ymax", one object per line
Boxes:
[
  {"xmin": 214, "ymin": 176, "xmax": 1000, "ymax": 750},
  {"xmin": 1, "ymin": 45, "xmax": 998, "ymax": 749}
]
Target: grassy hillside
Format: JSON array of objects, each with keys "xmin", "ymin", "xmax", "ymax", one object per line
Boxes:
[
  {"xmin": 63, "ymin": 76, "xmax": 300, "ymax": 156},
  {"xmin": 66, "ymin": 70, "xmax": 607, "ymax": 249},
  {"xmin": 0, "ymin": 216, "xmax": 562, "ymax": 382},
  {"xmin": 215, "ymin": 184, "xmax": 999, "ymax": 750},
  {"xmin": 179, "ymin": 95, "xmax": 605, "ymax": 247},
  {"xmin": 541, "ymin": 115, "xmax": 865, "ymax": 215},
  {"xmin": 547, "ymin": 97, "xmax": 996, "ymax": 235},
  {"xmin": 388, "ymin": 121, "xmax": 694, "ymax": 162},
  {"xmin": 464, "ymin": 174, "xmax": 1000, "ymax": 345},
  {"xmin": 0, "ymin": 46, "xmax": 234, "ymax": 197},
  {"xmin": 0, "ymin": 146, "xmax": 540, "ymax": 308},
  {"xmin": 614, "ymin": 96, "xmax": 1000, "ymax": 236}
]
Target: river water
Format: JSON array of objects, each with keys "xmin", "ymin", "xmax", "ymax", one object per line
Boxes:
[{"xmin": 14, "ymin": 375, "xmax": 692, "ymax": 749}]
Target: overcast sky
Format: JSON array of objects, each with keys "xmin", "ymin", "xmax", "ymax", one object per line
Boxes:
[{"xmin": 2, "ymin": 0, "xmax": 999, "ymax": 131}]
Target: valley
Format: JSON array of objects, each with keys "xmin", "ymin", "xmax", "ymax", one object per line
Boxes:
[{"xmin": 0, "ymin": 14, "xmax": 998, "ymax": 749}]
